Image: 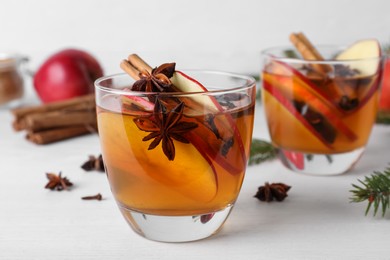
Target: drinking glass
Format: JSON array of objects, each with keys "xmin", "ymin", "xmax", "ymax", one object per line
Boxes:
[
  {"xmin": 261, "ymin": 46, "xmax": 383, "ymax": 175},
  {"xmin": 95, "ymin": 71, "xmax": 256, "ymax": 242}
]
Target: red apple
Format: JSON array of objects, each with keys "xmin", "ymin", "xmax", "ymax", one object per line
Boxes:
[
  {"xmin": 34, "ymin": 49, "xmax": 103, "ymax": 103},
  {"xmin": 379, "ymin": 58, "xmax": 390, "ymax": 112}
]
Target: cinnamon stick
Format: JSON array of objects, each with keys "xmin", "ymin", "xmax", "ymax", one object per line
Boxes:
[
  {"xmin": 11, "ymin": 94, "xmax": 98, "ymax": 144},
  {"xmin": 26, "ymin": 125, "xmax": 97, "ymax": 145},
  {"xmin": 289, "ymin": 32, "xmax": 332, "ymax": 75},
  {"xmin": 11, "ymin": 94, "xmax": 95, "ymax": 119},
  {"xmin": 120, "ymin": 54, "xmax": 153, "ymax": 79},
  {"xmin": 11, "ymin": 94, "xmax": 95, "ymax": 131},
  {"xmin": 120, "ymin": 59, "xmax": 140, "ymax": 80},
  {"xmin": 24, "ymin": 110, "xmax": 97, "ymax": 132},
  {"xmin": 128, "ymin": 54, "xmax": 153, "ymax": 73}
]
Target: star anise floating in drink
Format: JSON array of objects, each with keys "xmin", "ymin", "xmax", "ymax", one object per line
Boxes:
[
  {"xmin": 134, "ymin": 99, "xmax": 198, "ymax": 161},
  {"xmin": 254, "ymin": 182, "xmax": 291, "ymax": 202},
  {"xmin": 45, "ymin": 172, "xmax": 73, "ymax": 191}
]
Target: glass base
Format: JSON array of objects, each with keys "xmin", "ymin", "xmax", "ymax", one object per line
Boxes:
[
  {"xmin": 118, "ymin": 204, "xmax": 234, "ymax": 242},
  {"xmin": 278, "ymin": 147, "xmax": 365, "ymax": 176}
]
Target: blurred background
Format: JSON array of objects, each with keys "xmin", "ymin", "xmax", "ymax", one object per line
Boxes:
[{"xmin": 1, "ymin": 0, "xmax": 389, "ymax": 83}]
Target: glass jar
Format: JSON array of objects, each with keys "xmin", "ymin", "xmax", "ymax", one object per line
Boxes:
[{"xmin": 0, "ymin": 54, "xmax": 28, "ymax": 107}]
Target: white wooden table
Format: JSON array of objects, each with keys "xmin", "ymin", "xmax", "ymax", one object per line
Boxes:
[{"xmin": 1, "ymin": 102, "xmax": 390, "ymax": 260}]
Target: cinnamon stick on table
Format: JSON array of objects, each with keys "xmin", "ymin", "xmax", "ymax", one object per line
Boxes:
[
  {"xmin": 24, "ymin": 110, "xmax": 97, "ymax": 132},
  {"xmin": 12, "ymin": 94, "xmax": 96, "ymax": 131},
  {"xmin": 11, "ymin": 94, "xmax": 98, "ymax": 145},
  {"xmin": 11, "ymin": 94, "xmax": 95, "ymax": 119},
  {"xmin": 26, "ymin": 125, "xmax": 97, "ymax": 145}
]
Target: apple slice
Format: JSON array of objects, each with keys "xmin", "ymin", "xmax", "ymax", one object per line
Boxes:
[
  {"xmin": 170, "ymin": 71, "xmax": 220, "ymax": 114},
  {"xmin": 336, "ymin": 40, "xmax": 382, "ymax": 111},
  {"xmin": 171, "ymin": 71, "xmax": 248, "ymax": 175},
  {"xmin": 266, "ymin": 60, "xmax": 344, "ymax": 113},
  {"xmin": 118, "ymin": 87, "xmax": 245, "ymax": 176},
  {"xmin": 262, "ymin": 80, "xmax": 334, "ymax": 151},
  {"xmin": 98, "ymin": 112, "xmax": 218, "ymax": 202},
  {"xmin": 121, "ymin": 94, "xmax": 154, "ymax": 116},
  {"xmin": 263, "ymin": 72, "xmax": 357, "ymax": 142},
  {"xmin": 336, "ymin": 39, "xmax": 381, "ymax": 76}
]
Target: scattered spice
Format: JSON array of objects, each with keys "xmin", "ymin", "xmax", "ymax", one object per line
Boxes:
[
  {"xmin": 45, "ymin": 172, "xmax": 73, "ymax": 191},
  {"xmin": 254, "ymin": 182, "xmax": 291, "ymax": 202},
  {"xmin": 81, "ymin": 193, "xmax": 103, "ymax": 201},
  {"xmin": 81, "ymin": 154, "xmax": 105, "ymax": 172},
  {"xmin": 134, "ymin": 99, "xmax": 198, "ymax": 161}
]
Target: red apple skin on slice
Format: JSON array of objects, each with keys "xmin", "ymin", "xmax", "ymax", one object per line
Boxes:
[
  {"xmin": 263, "ymin": 72, "xmax": 357, "ymax": 142},
  {"xmin": 262, "ymin": 81, "xmax": 334, "ymax": 153},
  {"xmin": 121, "ymin": 94, "xmax": 154, "ymax": 116},
  {"xmin": 281, "ymin": 150, "xmax": 304, "ymax": 170},
  {"xmin": 267, "ymin": 60, "xmax": 380, "ymax": 115},
  {"xmin": 171, "ymin": 71, "xmax": 248, "ymax": 175},
  {"xmin": 119, "ymin": 88, "xmax": 246, "ymax": 175},
  {"xmin": 266, "ymin": 61, "xmax": 343, "ymax": 112},
  {"xmin": 97, "ymin": 111, "xmax": 218, "ymax": 204}
]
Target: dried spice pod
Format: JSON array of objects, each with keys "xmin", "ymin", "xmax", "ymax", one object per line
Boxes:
[
  {"xmin": 254, "ymin": 182, "xmax": 291, "ymax": 202},
  {"xmin": 81, "ymin": 193, "xmax": 103, "ymax": 201},
  {"xmin": 81, "ymin": 154, "xmax": 105, "ymax": 172},
  {"xmin": 45, "ymin": 172, "xmax": 73, "ymax": 191}
]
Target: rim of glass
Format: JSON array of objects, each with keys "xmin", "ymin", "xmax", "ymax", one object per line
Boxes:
[
  {"xmin": 261, "ymin": 44, "xmax": 385, "ymax": 64},
  {"xmin": 95, "ymin": 70, "xmax": 256, "ymax": 96}
]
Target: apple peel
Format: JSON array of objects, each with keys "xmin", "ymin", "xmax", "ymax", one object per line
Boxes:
[
  {"xmin": 263, "ymin": 80, "xmax": 334, "ymax": 150},
  {"xmin": 171, "ymin": 71, "xmax": 247, "ymax": 174},
  {"xmin": 122, "ymin": 78, "xmax": 246, "ymax": 174}
]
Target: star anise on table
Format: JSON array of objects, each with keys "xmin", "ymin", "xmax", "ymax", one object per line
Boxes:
[
  {"xmin": 132, "ymin": 63, "xmax": 176, "ymax": 92},
  {"xmin": 254, "ymin": 182, "xmax": 291, "ymax": 202},
  {"xmin": 134, "ymin": 99, "xmax": 198, "ymax": 161},
  {"xmin": 81, "ymin": 154, "xmax": 105, "ymax": 172},
  {"xmin": 45, "ymin": 172, "xmax": 73, "ymax": 191}
]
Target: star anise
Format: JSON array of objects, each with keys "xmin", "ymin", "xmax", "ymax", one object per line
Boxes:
[
  {"xmin": 254, "ymin": 182, "xmax": 291, "ymax": 202},
  {"xmin": 45, "ymin": 172, "xmax": 73, "ymax": 191},
  {"xmin": 134, "ymin": 99, "xmax": 198, "ymax": 161},
  {"xmin": 81, "ymin": 154, "xmax": 105, "ymax": 172},
  {"xmin": 132, "ymin": 63, "xmax": 176, "ymax": 92}
]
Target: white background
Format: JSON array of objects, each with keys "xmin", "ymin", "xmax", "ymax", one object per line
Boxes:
[{"xmin": 1, "ymin": 0, "xmax": 390, "ymax": 76}]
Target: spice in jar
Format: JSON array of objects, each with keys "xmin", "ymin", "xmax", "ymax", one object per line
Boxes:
[{"xmin": 0, "ymin": 54, "xmax": 26, "ymax": 106}]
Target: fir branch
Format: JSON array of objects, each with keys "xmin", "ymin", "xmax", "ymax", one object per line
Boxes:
[
  {"xmin": 350, "ymin": 167, "xmax": 390, "ymax": 217},
  {"xmin": 376, "ymin": 111, "xmax": 390, "ymax": 125},
  {"xmin": 249, "ymin": 139, "xmax": 277, "ymax": 165},
  {"xmin": 250, "ymin": 74, "xmax": 260, "ymax": 82}
]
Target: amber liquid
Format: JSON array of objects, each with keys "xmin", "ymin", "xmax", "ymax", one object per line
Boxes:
[
  {"xmin": 97, "ymin": 95, "xmax": 255, "ymax": 216},
  {"xmin": 262, "ymin": 64, "xmax": 380, "ymax": 154}
]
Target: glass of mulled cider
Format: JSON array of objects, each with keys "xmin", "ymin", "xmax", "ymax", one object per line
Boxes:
[
  {"xmin": 95, "ymin": 62, "xmax": 256, "ymax": 242},
  {"xmin": 261, "ymin": 34, "xmax": 384, "ymax": 175}
]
